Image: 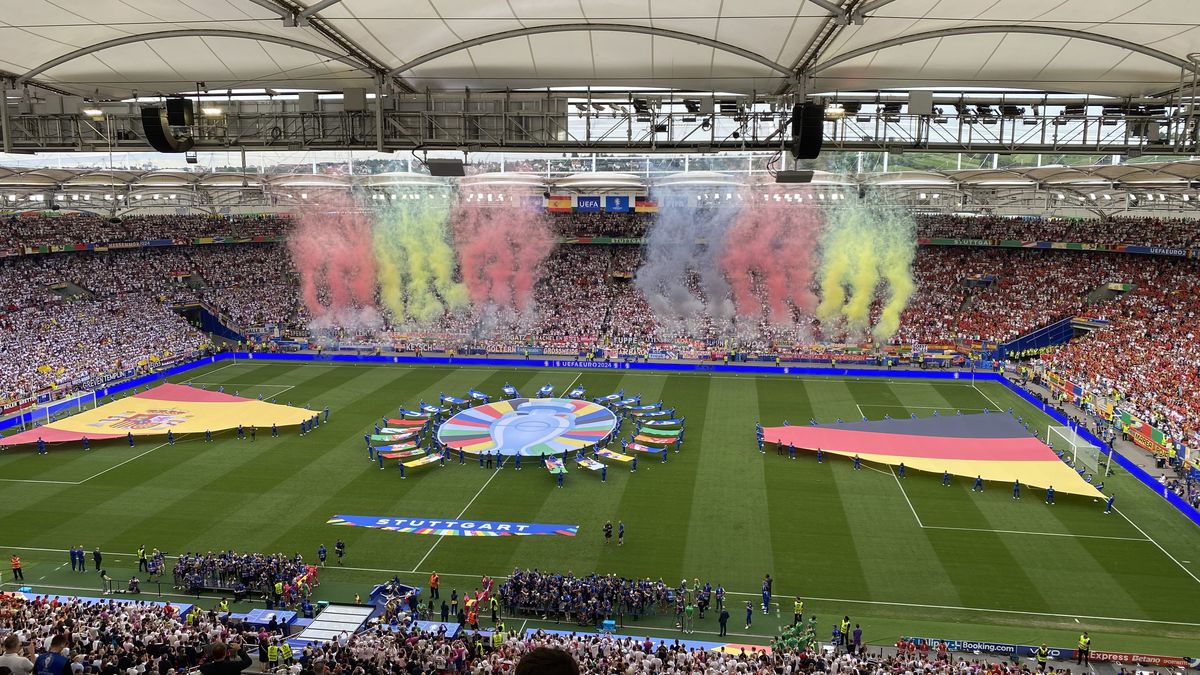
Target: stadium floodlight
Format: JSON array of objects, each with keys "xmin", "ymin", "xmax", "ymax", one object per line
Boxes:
[
  {"xmin": 82, "ymin": 108, "xmax": 103, "ymax": 117},
  {"xmin": 1048, "ymin": 425, "xmax": 1110, "ymax": 478},
  {"xmin": 932, "ymin": 193, "xmax": 940, "ymax": 199},
  {"xmin": 1102, "ymin": 194, "xmax": 1110, "ymax": 199},
  {"xmin": 201, "ymin": 107, "xmax": 223, "ymax": 117},
  {"xmin": 918, "ymin": 192, "xmax": 927, "ymax": 199},
  {"xmin": 1055, "ymin": 193, "xmax": 1064, "ymax": 200}
]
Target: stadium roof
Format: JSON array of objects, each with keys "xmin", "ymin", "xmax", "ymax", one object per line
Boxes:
[{"xmin": 2, "ymin": 1, "xmax": 1198, "ymax": 100}]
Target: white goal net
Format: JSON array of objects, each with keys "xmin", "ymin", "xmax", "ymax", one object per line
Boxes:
[{"xmin": 1047, "ymin": 425, "xmax": 1110, "ymax": 478}]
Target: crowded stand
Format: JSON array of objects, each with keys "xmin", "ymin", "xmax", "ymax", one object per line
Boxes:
[
  {"xmin": 0, "ymin": 592, "xmax": 256, "ymax": 675},
  {"xmin": 0, "ymin": 214, "xmax": 289, "ymax": 249},
  {"xmin": 171, "ymin": 552, "xmax": 315, "ymax": 601},
  {"xmin": 6, "ymin": 210, "xmax": 1200, "ymax": 454},
  {"xmin": 915, "ymin": 214, "xmax": 1200, "ymax": 249}
]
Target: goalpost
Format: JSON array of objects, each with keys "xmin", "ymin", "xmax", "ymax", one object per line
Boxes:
[{"xmin": 1047, "ymin": 425, "xmax": 1111, "ymax": 478}]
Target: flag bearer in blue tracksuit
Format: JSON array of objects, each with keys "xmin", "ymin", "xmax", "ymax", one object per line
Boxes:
[
  {"xmin": 324, "ymin": 406, "xmax": 330, "ymax": 422},
  {"xmin": 1013, "ymin": 479, "xmax": 1021, "ymax": 499},
  {"xmin": 1046, "ymin": 485, "xmax": 1055, "ymax": 504},
  {"xmin": 37, "ymin": 437, "xmax": 45, "ymax": 455},
  {"xmin": 318, "ymin": 544, "xmax": 327, "ymax": 566},
  {"xmin": 272, "ymin": 423, "xmax": 278, "ymax": 438},
  {"xmin": 943, "ymin": 470, "xmax": 951, "ymax": 487},
  {"xmin": 237, "ymin": 424, "xmax": 244, "ymax": 439},
  {"xmin": 898, "ymin": 462, "xmax": 906, "ymax": 478},
  {"xmin": 377, "ymin": 452, "xmax": 385, "ymax": 470},
  {"xmin": 744, "ymin": 601, "xmax": 753, "ymax": 630},
  {"xmin": 1105, "ymin": 493, "xmax": 1115, "ymax": 514},
  {"xmin": 515, "ymin": 454, "xmax": 521, "ymax": 471},
  {"xmin": 761, "ymin": 575, "xmax": 772, "ymax": 614},
  {"xmin": 631, "ymin": 454, "xmax": 638, "ymax": 472},
  {"xmin": 816, "ymin": 448, "xmax": 822, "ymax": 463},
  {"xmin": 661, "ymin": 447, "xmax": 668, "ymax": 463},
  {"xmin": 82, "ymin": 436, "xmax": 89, "ymax": 451},
  {"xmin": 127, "ymin": 432, "xmax": 135, "ymax": 447},
  {"xmin": 973, "ymin": 475, "xmax": 983, "ymax": 492},
  {"xmin": 853, "ymin": 455, "xmax": 861, "ymax": 470},
  {"xmin": 556, "ymin": 470, "xmax": 564, "ymax": 488},
  {"xmin": 365, "ymin": 435, "xmax": 373, "ymax": 460},
  {"xmin": 167, "ymin": 430, "xmax": 174, "ymax": 445},
  {"xmin": 205, "ymin": 429, "xmax": 212, "ymax": 442},
  {"xmin": 601, "ymin": 465, "xmax": 607, "ymax": 482},
  {"xmin": 399, "ymin": 462, "xmax": 406, "ymax": 479},
  {"xmin": 789, "ymin": 444, "xmax": 796, "ymax": 460}
]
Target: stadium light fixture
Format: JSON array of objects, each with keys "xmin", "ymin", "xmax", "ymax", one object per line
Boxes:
[
  {"xmin": 1055, "ymin": 193, "xmax": 1064, "ymax": 200},
  {"xmin": 1184, "ymin": 195, "xmax": 1191, "ymax": 202},
  {"xmin": 932, "ymin": 193, "xmax": 940, "ymax": 199},
  {"xmin": 1102, "ymin": 194, "xmax": 1111, "ymax": 200},
  {"xmin": 1088, "ymin": 193, "xmax": 1096, "ymax": 200},
  {"xmin": 134, "ymin": 195, "xmax": 142, "ymax": 200},
  {"xmin": 153, "ymin": 194, "xmax": 161, "ymax": 199},
  {"xmin": 202, "ymin": 107, "xmax": 223, "ymax": 117},
  {"xmin": 918, "ymin": 192, "xmax": 927, "ymax": 199},
  {"xmin": 1145, "ymin": 193, "xmax": 1153, "ymax": 200},
  {"xmin": 301, "ymin": 193, "xmax": 308, "ymax": 199},
  {"xmin": 818, "ymin": 194, "xmax": 825, "ymax": 200},
  {"xmin": 82, "ymin": 108, "xmax": 103, "ymax": 117},
  {"xmin": 1158, "ymin": 193, "xmax": 1166, "ymax": 201}
]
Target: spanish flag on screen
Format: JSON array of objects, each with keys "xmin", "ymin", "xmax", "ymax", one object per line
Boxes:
[
  {"xmin": 546, "ymin": 195, "xmax": 573, "ymax": 212},
  {"xmin": 634, "ymin": 197, "xmax": 658, "ymax": 213}
]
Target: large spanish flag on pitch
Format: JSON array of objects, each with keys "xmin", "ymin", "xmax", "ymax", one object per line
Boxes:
[
  {"xmin": 0, "ymin": 384, "xmax": 313, "ymax": 446},
  {"xmin": 762, "ymin": 413, "xmax": 1102, "ymax": 497}
]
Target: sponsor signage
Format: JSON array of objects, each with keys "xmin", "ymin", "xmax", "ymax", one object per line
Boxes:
[{"xmin": 328, "ymin": 515, "xmax": 579, "ymax": 537}]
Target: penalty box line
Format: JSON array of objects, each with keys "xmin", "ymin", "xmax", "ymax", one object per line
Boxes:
[{"xmin": 884, "ymin": 463, "xmax": 1151, "ymax": 542}]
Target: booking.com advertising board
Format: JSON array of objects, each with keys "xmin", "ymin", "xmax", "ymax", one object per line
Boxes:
[{"xmin": 907, "ymin": 637, "xmax": 1197, "ymax": 669}]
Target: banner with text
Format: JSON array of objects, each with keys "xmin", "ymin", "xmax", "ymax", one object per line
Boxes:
[{"xmin": 327, "ymin": 515, "xmax": 579, "ymax": 537}]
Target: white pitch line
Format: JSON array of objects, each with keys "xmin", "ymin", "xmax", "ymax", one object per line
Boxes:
[
  {"xmin": 563, "ymin": 372, "xmax": 583, "ymax": 395},
  {"xmin": 972, "ymin": 382, "xmax": 1006, "ymax": 412},
  {"xmin": 409, "ymin": 470, "xmax": 502, "ymax": 572},
  {"xmin": 854, "ymin": 403, "xmax": 866, "ymax": 419},
  {"xmin": 5, "ymin": 545, "xmax": 1197, "ymax": 627},
  {"xmin": 196, "ymin": 361, "xmax": 241, "ymax": 379},
  {"xmin": 77, "ymin": 441, "xmax": 174, "ymax": 484},
  {"xmin": 857, "ymin": 404, "xmax": 988, "ymax": 411},
  {"xmin": 1115, "ymin": 508, "xmax": 1200, "ymax": 585},
  {"xmin": 890, "ymin": 465, "xmax": 924, "ymax": 527},
  {"xmin": 921, "ymin": 525, "xmax": 1151, "ymax": 542},
  {"xmin": 0, "ymin": 477, "xmax": 80, "ymax": 485}
]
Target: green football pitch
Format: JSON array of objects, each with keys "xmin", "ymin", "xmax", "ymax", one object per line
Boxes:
[{"xmin": 1, "ymin": 360, "xmax": 1198, "ymax": 655}]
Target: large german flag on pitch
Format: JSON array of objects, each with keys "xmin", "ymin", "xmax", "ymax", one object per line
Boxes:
[
  {"xmin": 762, "ymin": 413, "xmax": 1102, "ymax": 497},
  {"xmin": 0, "ymin": 384, "xmax": 313, "ymax": 446}
]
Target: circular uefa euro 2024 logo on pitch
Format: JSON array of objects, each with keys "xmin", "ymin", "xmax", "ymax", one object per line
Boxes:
[{"xmin": 437, "ymin": 398, "xmax": 617, "ymax": 456}]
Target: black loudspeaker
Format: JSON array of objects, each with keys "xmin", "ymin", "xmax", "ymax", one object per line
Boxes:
[
  {"xmin": 141, "ymin": 107, "xmax": 195, "ymax": 153},
  {"xmin": 790, "ymin": 103, "xmax": 824, "ymax": 160},
  {"xmin": 165, "ymin": 98, "xmax": 193, "ymax": 126}
]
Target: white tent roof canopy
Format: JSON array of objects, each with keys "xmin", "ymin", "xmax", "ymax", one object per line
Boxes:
[{"xmin": 2, "ymin": 0, "xmax": 1198, "ymax": 100}]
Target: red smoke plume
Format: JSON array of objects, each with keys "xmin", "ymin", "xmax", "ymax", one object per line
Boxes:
[{"xmin": 720, "ymin": 201, "xmax": 821, "ymax": 322}]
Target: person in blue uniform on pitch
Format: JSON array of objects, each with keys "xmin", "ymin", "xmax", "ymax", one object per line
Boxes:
[
  {"xmin": 167, "ymin": 430, "xmax": 174, "ymax": 445},
  {"xmin": 127, "ymin": 432, "xmax": 135, "ymax": 447},
  {"xmin": 237, "ymin": 424, "xmax": 244, "ymax": 440},
  {"xmin": 943, "ymin": 470, "xmax": 951, "ymax": 487},
  {"xmin": 1046, "ymin": 485, "xmax": 1055, "ymax": 504},
  {"xmin": 317, "ymin": 544, "xmax": 327, "ymax": 567},
  {"xmin": 82, "ymin": 436, "xmax": 89, "ymax": 451},
  {"xmin": 323, "ymin": 406, "xmax": 330, "ymax": 422},
  {"xmin": 459, "ymin": 448, "xmax": 465, "ymax": 465},
  {"xmin": 853, "ymin": 455, "xmax": 861, "ymax": 470},
  {"xmin": 1013, "ymin": 479, "xmax": 1021, "ymax": 499},
  {"xmin": 631, "ymin": 454, "xmax": 638, "ymax": 472},
  {"xmin": 744, "ymin": 601, "xmax": 754, "ymax": 630},
  {"xmin": 661, "ymin": 447, "xmax": 668, "ymax": 463},
  {"xmin": 37, "ymin": 437, "xmax": 45, "ymax": 455},
  {"xmin": 972, "ymin": 475, "xmax": 984, "ymax": 492},
  {"xmin": 1104, "ymin": 493, "xmax": 1115, "ymax": 514},
  {"xmin": 761, "ymin": 574, "xmax": 772, "ymax": 614},
  {"xmin": 816, "ymin": 448, "xmax": 823, "ymax": 463},
  {"xmin": 556, "ymin": 470, "xmax": 565, "ymax": 488},
  {"xmin": 898, "ymin": 462, "xmax": 906, "ymax": 478},
  {"xmin": 377, "ymin": 452, "xmax": 385, "ymax": 470},
  {"xmin": 789, "ymin": 444, "xmax": 797, "ymax": 460},
  {"xmin": 205, "ymin": 429, "xmax": 212, "ymax": 442},
  {"xmin": 272, "ymin": 423, "xmax": 278, "ymax": 438}
]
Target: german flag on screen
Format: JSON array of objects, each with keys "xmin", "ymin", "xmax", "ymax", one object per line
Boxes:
[{"xmin": 634, "ymin": 197, "xmax": 658, "ymax": 213}]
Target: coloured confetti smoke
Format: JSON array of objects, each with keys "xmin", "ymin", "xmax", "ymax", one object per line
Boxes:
[
  {"xmin": 634, "ymin": 188, "xmax": 737, "ymax": 333},
  {"xmin": 450, "ymin": 189, "xmax": 555, "ymax": 317},
  {"xmin": 373, "ymin": 194, "xmax": 468, "ymax": 325},
  {"xmin": 720, "ymin": 189, "xmax": 822, "ymax": 324},
  {"xmin": 814, "ymin": 196, "xmax": 916, "ymax": 341},
  {"xmin": 287, "ymin": 190, "xmax": 382, "ymax": 333}
]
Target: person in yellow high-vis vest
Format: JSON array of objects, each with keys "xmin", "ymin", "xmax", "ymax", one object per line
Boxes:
[
  {"xmin": 266, "ymin": 641, "xmax": 279, "ymax": 671},
  {"xmin": 218, "ymin": 599, "xmax": 229, "ymax": 613},
  {"xmin": 1076, "ymin": 632, "xmax": 1091, "ymax": 666},
  {"xmin": 491, "ymin": 623, "xmax": 505, "ymax": 650},
  {"xmin": 279, "ymin": 642, "xmax": 293, "ymax": 667},
  {"xmin": 1036, "ymin": 644, "xmax": 1049, "ymax": 672},
  {"xmin": 792, "ymin": 597, "xmax": 804, "ymax": 626}
]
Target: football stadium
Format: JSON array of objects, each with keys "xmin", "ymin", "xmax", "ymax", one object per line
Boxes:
[{"xmin": 1, "ymin": 2, "xmax": 1200, "ymax": 674}]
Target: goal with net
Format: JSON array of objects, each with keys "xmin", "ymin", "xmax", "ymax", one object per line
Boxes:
[{"xmin": 1047, "ymin": 425, "xmax": 1110, "ymax": 478}]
